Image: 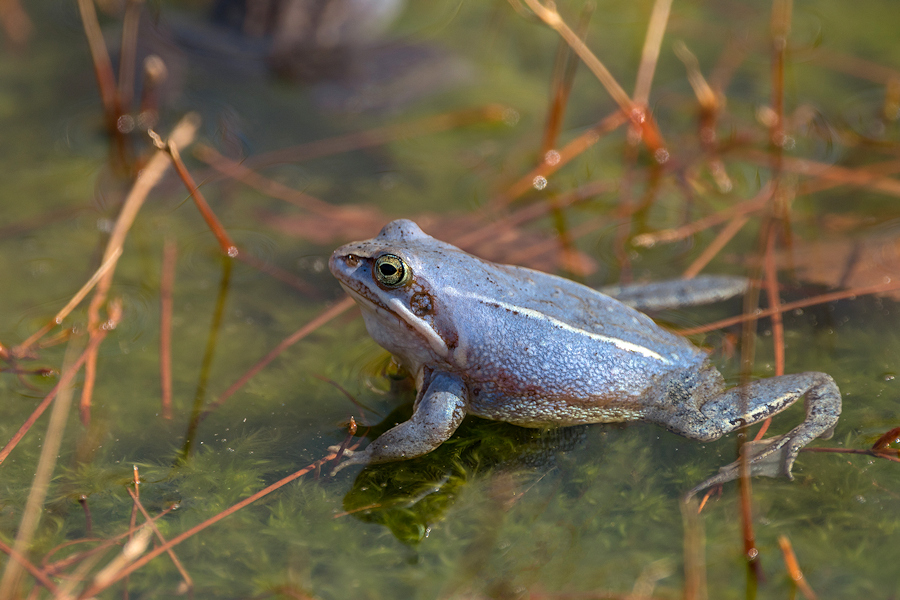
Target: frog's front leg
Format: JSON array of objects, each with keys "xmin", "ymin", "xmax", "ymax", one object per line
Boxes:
[
  {"xmin": 646, "ymin": 368, "xmax": 841, "ymax": 498},
  {"xmin": 333, "ymin": 371, "xmax": 467, "ymax": 473}
]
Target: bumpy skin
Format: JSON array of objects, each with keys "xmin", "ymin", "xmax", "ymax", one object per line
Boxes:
[{"xmin": 329, "ymin": 220, "xmax": 842, "ymax": 496}]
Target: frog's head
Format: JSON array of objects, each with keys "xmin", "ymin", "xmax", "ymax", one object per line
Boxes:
[{"xmin": 329, "ymin": 220, "xmax": 463, "ymax": 373}]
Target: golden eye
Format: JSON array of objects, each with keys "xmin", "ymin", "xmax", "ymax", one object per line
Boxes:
[{"xmin": 373, "ymin": 254, "xmax": 411, "ymax": 287}]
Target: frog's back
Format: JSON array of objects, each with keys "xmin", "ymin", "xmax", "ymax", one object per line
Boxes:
[{"xmin": 442, "ymin": 262, "xmax": 707, "ymax": 426}]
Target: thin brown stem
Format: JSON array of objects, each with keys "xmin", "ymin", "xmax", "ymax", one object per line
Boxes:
[
  {"xmin": 14, "ymin": 247, "xmax": 122, "ymax": 356},
  {"xmin": 118, "ymin": 0, "xmax": 143, "ymax": 113},
  {"xmin": 494, "ymin": 111, "xmax": 628, "ymax": 208},
  {"xmin": 0, "ymin": 313, "xmax": 117, "ymax": 467},
  {"xmin": 164, "ymin": 140, "xmax": 238, "ymax": 257},
  {"xmin": 633, "ymin": 183, "xmax": 774, "ymax": 248},
  {"xmin": 755, "ymin": 223, "xmax": 784, "ymax": 440},
  {"xmin": 200, "ymin": 297, "xmax": 355, "ymax": 421},
  {"xmin": 777, "ymin": 535, "xmax": 818, "ymax": 600},
  {"xmin": 80, "ymin": 449, "xmax": 355, "ymax": 597},
  {"xmin": 682, "ymin": 214, "xmax": 750, "ymax": 279},
  {"xmin": 633, "ymin": 0, "xmax": 673, "ymax": 106},
  {"xmin": 159, "ymin": 239, "xmax": 176, "ymax": 420},
  {"xmin": 126, "ymin": 487, "xmax": 193, "ymax": 592},
  {"xmin": 678, "ymin": 276, "xmax": 900, "ymax": 337},
  {"xmin": 0, "ymin": 0, "xmax": 33, "ymax": 48}
]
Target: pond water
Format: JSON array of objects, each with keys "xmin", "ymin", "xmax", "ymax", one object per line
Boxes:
[{"xmin": 1, "ymin": 0, "xmax": 900, "ymax": 598}]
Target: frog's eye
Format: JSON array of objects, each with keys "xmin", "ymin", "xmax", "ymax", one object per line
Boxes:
[{"xmin": 373, "ymin": 254, "xmax": 411, "ymax": 287}]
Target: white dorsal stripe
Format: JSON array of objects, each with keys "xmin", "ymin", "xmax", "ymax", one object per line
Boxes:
[{"xmin": 460, "ymin": 291, "xmax": 671, "ymax": 364}]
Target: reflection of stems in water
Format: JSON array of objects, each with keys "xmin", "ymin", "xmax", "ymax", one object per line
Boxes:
[
  {"xmin": 81, "ymin": 447, "xmax": 355, "ymax": 598},
  {"xmin": 179, "ymin": 257, "xmax": 233, "ymax": 462}
]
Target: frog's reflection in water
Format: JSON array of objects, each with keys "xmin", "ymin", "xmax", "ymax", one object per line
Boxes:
[{"xmin": 340, "ymin": 409, "xmax": 590, "ymax": 545}]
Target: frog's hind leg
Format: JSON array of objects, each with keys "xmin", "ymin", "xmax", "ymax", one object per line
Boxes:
[
  {"xmin": 600, "ymin": 275, "xmax": 748, "ymax": 311},
  {"xmin": 648, "ymin": 370, "xmax": 842, "ymax": 497}
]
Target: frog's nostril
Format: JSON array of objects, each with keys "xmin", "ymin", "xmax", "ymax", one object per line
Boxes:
[{"xmin": 345, "ymin": 254, "xmax": 360, "ymax": 267}]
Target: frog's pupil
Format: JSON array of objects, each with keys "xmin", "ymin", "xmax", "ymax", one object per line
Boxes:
[{"xmin": 380, "ymin": 264, "xmax": 397, "ymax": 276}]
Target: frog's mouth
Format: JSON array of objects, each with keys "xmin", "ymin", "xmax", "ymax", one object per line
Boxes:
[{"xmin": 337, "ymin": 282, "xmax": 384, "ymax": 314}]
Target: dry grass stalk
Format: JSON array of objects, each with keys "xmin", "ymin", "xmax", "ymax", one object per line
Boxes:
[
  {"xmin": 90, "ymin": 525, "xmax": 153, "ymax": 590},
  {"xmin": 521, "ymin": 0, "xmax": 634, "ymax": 113},
  {"xmin": 76, "ymin": 0, "xmax": 120, "ymax": 127},
  {"xmin": 496, "ymin": 110, "xmax": 628, "ymax": 207},
  {"xmin": 633, "ymin": 183, "xmax": 773, "ymax": 247},
  {"xmin": 633, "ymin": 0, "xmax": 674, "ymax": 106},
  {"xmin": 14, "ymin": 247, "xmax": 122, "ymax": 356},
  {"xmin": 0, "ymin": 340, "xmax": 81, "ymax": 598}
]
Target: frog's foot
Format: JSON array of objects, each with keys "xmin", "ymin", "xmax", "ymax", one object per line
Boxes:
[
  {"xmin": 330, "ymin": 447, "xmax": 371, "ymax": 475},
  {"xmin": 684, "ymin": 435, "xmax": 794, "ymax": 499},
  {"xmin": 330, "ymin": 372, "xmax": 467, "ymax": 476}
]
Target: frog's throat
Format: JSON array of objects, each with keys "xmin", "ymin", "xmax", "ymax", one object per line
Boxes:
[
  {"xmin": 384, "ymin": 297, "xmax": 450, "ymax": 358},
  {"xmin": 341, "ymin": 285, "xmax": 450, "ymax": 359}
]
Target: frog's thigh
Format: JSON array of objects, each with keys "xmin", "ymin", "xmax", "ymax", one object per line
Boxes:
[
  {"xmin": 601, "ymin": 275, "xmax": 748, "ymax": 311},
  {"xmin": 340, "ymin": 372, "xmax": 467, "ymax": 469}
]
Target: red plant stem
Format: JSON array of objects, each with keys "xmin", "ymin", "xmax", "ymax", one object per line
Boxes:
[
  {"xmin": 159, "ymin": 240, "xmax": 176, "ymax": 420},
  {"xmin": 778, "ymin": 535, "xmax": 818, "ymax": 600},
  {"xmin": 75, "ymin": 0, "xmax": 121, "ymax": 130},
  {"xmin": 755, "ymin": 223, "xmax": 784, "ymax": 441},
  {"xmin": 166, "ymin": 142, "xmax": 238, "ymax": 257},
  {"xmin": 677, "ymin": 278, "xmax": 900, "ymax": 336},
  {"xmin": 872, "ymin": 426, "xmax": 900, "ymax": 451}
]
